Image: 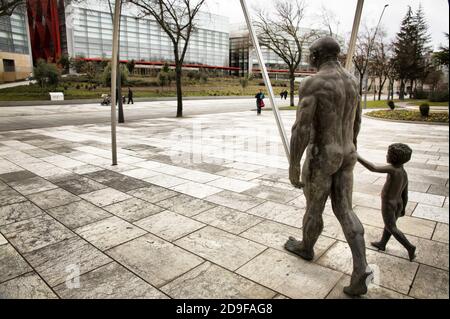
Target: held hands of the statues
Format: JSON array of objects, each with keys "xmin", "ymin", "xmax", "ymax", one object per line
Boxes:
[{"xmin": 289, "ymin": 165, "xmax": 305, "ymax": 189}]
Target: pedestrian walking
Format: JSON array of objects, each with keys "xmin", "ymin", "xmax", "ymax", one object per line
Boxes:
[
  {"xmin": 255, "ymin": 90, "xmax": 265, "ymax": 116},
  {"xmin": 127, "ymin": 87, "xmax": 134, "ymax": 104}
]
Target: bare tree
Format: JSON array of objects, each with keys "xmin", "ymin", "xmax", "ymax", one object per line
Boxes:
[
  {"xmin": 319, "ymin": 5, "xmax": 340, "ymax": 38},
  {"xmin": 0, "ymin": 0, "xmax": 24, "ymax": 17},
  {"xmin": 129, "ymin": 0, "xmax": 206, "ymax": 117},
  {"xmin": 255, "ymin": 0, "xmax": 317, "ymax": 107},
  {"xmin": 353, "ymin": 24, "xmax": 379, "ymax": 96},
  {"xmin": 368, "ymin": 32, "xmax": 394, "ymax": 100}
]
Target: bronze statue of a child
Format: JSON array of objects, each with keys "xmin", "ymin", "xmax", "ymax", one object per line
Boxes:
[{"xmin": 357, "ymin": 143, "xmax": 416, "ymax": 261}]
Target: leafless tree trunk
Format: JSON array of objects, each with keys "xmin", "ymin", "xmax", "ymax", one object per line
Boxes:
[
  {"xmin": 129, "ymin": 0, "xmax": 206, "ymax": 117},
  {"xmin": 368, "ymin": 33, "xmax": 394, "ymax": 101},
  {"xmin": 0, "ymin": 0, "xmax": 24, "ymax": 17},
  {"xmin": 255, "ymin": 0, "xmax": 317, "ymax": 107},
  {"xmin": 353, "ymin": 25, "xmax": 376, "ymax": 96},
  {"xmin": 319, "ymin": 5, "xmax": 340, "ymax": 38}
]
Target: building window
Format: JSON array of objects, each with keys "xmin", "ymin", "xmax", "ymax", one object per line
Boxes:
[{"xmin": 3, "ymin": 59, "xmax": 15, "ymax": 72}]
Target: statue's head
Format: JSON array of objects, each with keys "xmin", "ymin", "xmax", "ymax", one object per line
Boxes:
[
  {"xmin": 387, "ymin": 143, "xmax": 412, "ymax": 166},
  {"xmin": 309, "ymin": 37, "xmax": 341, "ymax": 68}
]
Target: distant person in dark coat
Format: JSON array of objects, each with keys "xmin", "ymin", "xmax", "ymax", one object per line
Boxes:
[
  {"xmin": 255, "ymin": 90, "xmax": 265, "ymax": 115},
  {"xmin": 127, "ymin": 87, "xmax": 134, "ymax": 104}
]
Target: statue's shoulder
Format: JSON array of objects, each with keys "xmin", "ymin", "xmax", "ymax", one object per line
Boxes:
[
  {"xmin": 338, "ymin": 66, "xmax": 358, "ymax": 83},
  {"xmin": 299, "ymin": 75, "xmax": 322, "ymax": 92}
]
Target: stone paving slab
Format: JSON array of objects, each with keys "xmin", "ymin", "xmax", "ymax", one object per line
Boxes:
[
  {"xmin": 0, "ymin": 244, "xmax": 32, "ymax": 283},
  {"xmin": 409, "ymin": 264, "xmax": 449, "ymax": 299},
  {"xmin": 161, "ymin": 262, "xmax": 276, "ymax": 299},
  {"xmin": 433, "ymin": 223, "xmax": 449, "ymax": 243},
  {"xmin": 23, "ymin": 237, "xmax": 112, "ymax": 287},
  {"xmin": 0, "ymin": 214, "xmax": 75, "ymax": 254},
  {"xmin": 80, "ymin": 188, "xmax": 132, "ymax": 207},
  {"xmin": 326, "ymin": 275, "xmax": 412, "ymax": 299},
  {"xmin": 194, "ymin": 206, "xmax": 263, "ymax": 235},
  {"xmin": 317, "ymin": 241, "xmax": 419, "ymax": 295},
  {"xmin": 155, "ymin": 194, "xmax": 215, "ymax": 217},
  {"xmin": 107, "ymin": 234, "xmax": 204, "ymax": 288},
  {"xmin": 53, "ymin": 262, "xmax": 168, "ymax": 299},
  {"xmin": 135, "ymin": 210, "xmax": 205, "ymax": 241},
  {"xmin": 0, "ymin": 188, "xmax": 27, "ymax": 206},
  {"xmin": 0, "ymin": 201, "xmax": 43, "ymax": 227},
  {"xmin": 0, "ymin": 272, "xmax": 58, "ymax": 299},
  {"xmin": 103, "ymin": 198, "xmax": 164, "ymax": 223},
  {"xmin": 175, "ymin": 226, "xmax": 266, "ymax": 271},
  {"xmin": 28, "ymin": 188, "xmax": 81, "ymax": 210},
  {"xmin": 46, "ymin": 200, "xmax": 112, "ymax": 230},
  {"xmin": 0, "ymin": 110, "xmax": 448, "ymax": 299},
  {"xmin": 74, "ymin": 216, "xmax": 146, "ymax": 251},
  {"xmin": 237, "ymin": 248, "xmax": 343, "ymax": 299}
]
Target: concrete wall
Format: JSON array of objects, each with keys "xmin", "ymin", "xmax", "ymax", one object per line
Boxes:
[{"xmin": 0, "ymin": 52, "xmax": 33, "ymax": 83}]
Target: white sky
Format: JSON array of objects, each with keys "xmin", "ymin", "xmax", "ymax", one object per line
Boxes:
[{"xmin": 206, "ymin": 0, "xmax": 449, "ymax": 50}]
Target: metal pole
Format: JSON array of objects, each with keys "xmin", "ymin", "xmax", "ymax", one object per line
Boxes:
[
  {"xmin": 239, "ymin": 0, "xmax": 290, "ymax": 161},
  {"xmin": 110, "ymin": 0, "xmax": 121, "ymax": 166},
  {"xmin": 345, "ymin": 0, "xmax": 364, "ymax": 71}
]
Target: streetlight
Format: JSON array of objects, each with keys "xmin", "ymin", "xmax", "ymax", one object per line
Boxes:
[{"xmin": 363, "ymin": 4, "xmax": 389, "ymax": 109}]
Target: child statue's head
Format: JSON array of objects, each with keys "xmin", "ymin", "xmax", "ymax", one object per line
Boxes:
[{"xmin": 387, "ymin": 143, "xmax": 412, "ymax": 166}]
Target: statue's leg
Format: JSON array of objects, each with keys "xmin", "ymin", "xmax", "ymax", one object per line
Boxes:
[
  {"xmin": 285, "ymin": 159, "xmax": 332, "ymax": 261},
  {"xmin": 382, "ymin": 206, "xmax": 416, "ymax": 261},
  {"xmin": 330, "ymin": 165, "xmax": 370, "ymax": 296},
  {"xmin": 371, "ymin": 228, "xmax": 391, "ymax": 251}
]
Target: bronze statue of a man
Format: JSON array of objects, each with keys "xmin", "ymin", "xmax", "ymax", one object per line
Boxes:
[{"xmin": 285, "ymin": 37, "xmax": 371, "ymax": 296}]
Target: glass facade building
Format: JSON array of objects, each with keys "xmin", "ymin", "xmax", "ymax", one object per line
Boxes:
[
  {"xmin": 65, "ymin": 0, "xmax": 230, "ymax": 67},
  {"xmin": 0, "ymin": 10, "xmax": 29, "ymax": 55},
  {"xmin": 0, "ymin": 7, "xmax": 33, "ymax": 83},
  {"xmin": 229, "ymin": 24, "xmax": 343, "ymax": 77}
]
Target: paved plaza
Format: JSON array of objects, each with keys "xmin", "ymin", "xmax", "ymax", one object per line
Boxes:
[{"xmin": 0, "ymin": 108, "xmax": 448, "ymax": 299}]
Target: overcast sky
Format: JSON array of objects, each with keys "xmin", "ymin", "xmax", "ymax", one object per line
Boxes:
[{"xmin": 206, "ymin": 0, "xmax": 449, "ymax": 50}]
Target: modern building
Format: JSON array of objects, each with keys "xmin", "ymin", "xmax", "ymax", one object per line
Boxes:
[
  {"xmin": 229, "ymin": 24, "xmax": 343, "ymax": 78},
  {"xmin": 24, "ymin": 0, "xmax": 232, "ymax": 72},
  {"xmin": 0, "ymin": 6, "xmax": 33, "ymax": 83}
]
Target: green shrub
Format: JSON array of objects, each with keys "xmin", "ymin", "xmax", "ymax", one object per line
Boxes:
[
  {"xmin": 70, "ymin": 55, "xmax": 87, "ymax": 73},
  {"xmin": 428, "ymin": 90, "xmax": 449, "ymax": 102},
  {"xmin": 387, "ymin": 100, "xmax": 395, "ymax": 110},
  {"xmin": 239, "ymin": 76, "xmax": 249, "ymax": 90},
  {"xmin": 419, "ymin": 103, "xmax": 430, "ymax": 117},
  {"xmin": 187, "ymin": 70, "xmax": 198, "ymax": 81},
  {"xmin": 102, "ymin": 64, "xmax": 129, "ymax": 87},
  {"xmin": 58, "ymin": 54, "xmax": 71, "ymax": 74},
  {"xmin": 157, "ymin": 71, "xmax": 171, "ymax": 87},
  {"xmin": 414, "ymin": 90, "xmax": 429, "ymax": 99},
  {"xmin": 199, "ymin": 71, "xmax": 208, "ymax": 83},
  {"xmin": 33, "ymin": 59, "xmax": 60, "ymax": 88}
]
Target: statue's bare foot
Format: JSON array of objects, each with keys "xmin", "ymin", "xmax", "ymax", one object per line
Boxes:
[
  {"xmin": 371, "ymin": 241, "xmax": 386, "ymax": 251},
  {"xmin": 343, "ymin": 271, "xmax": 372, "ymax": 296},
  {"xmin": 408, "ymin": 246, "xmax": 416, "ymax": 262},
  {"xmin": 284, "ymin": 237, "xmax": 314, "ymax": 261}
]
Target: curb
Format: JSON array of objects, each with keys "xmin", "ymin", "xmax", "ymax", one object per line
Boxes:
[{"xmin": 0, "ymin": 95, "xmax": 258, "ymax": 107}]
